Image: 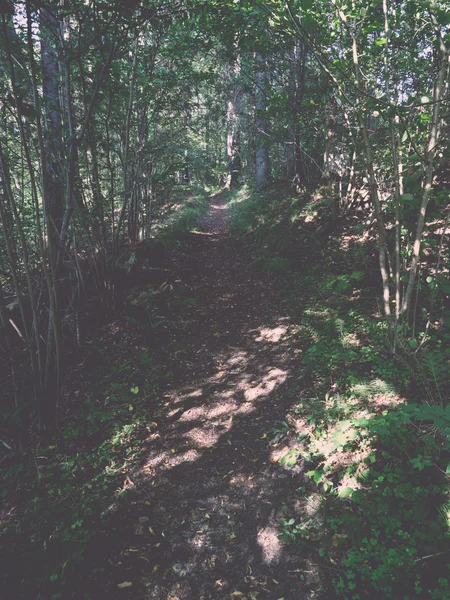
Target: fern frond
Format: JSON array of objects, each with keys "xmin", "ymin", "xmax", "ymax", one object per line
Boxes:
[
  {"xmin": 352, "ymin": 379, "xmax": 396, "ymax": 400},
  {"xmin": 418, "ymin": 349, "xmax": 450, "ymax": 405}
]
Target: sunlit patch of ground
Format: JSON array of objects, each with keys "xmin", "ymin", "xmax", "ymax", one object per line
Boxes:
[
  {"xmin": 255, "ymin": 323, "xmax": 288, "ymax": 343},
  {"xmin": 257, "ymin": 526, "xmax": 283, "ymax": 564}
]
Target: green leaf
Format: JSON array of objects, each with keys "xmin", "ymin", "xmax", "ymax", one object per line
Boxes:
[
  {"xmin": 130, "ymin": 386, "xmax": 139, "ymax": 394},
  {"xmin": 338, "ymin": 487, "xmax": 353, "ymax": 498},
  {"xmin": 306, "ymin": 470, "xmax": 323, "ymax": 484},
  {"xmin": 280, "ymin": 449, "xmax": 299, "ymax": 467}
]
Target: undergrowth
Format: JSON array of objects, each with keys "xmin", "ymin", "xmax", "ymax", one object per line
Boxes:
[
  {"xmin": 0, "ymin": 186, "xmax": 209, "ymax": 599},
  {"xmin": 1, "ymin": 346, "xmax": 170, "ymax": 598},
  {"xmin": 228, "ymin": 183, "xmax": 450, "ymax": 599}
]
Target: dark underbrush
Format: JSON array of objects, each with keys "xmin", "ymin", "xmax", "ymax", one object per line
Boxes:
[{"xmin": 0, "ymin": 185, "xmax": 210, "ymax": 599}]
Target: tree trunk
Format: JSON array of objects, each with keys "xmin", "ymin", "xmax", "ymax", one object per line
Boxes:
[
  {"xmin": 226, "ymin": 54, "xmax": 242, "ymax": 188},
  {"xmin": 40, "ymin": 4, "xmax": 64, "ymax": 263},
  {"xmin": 255, "ymin": 52, "xmax": 270, "ymax": 191},
  {"xmin": 288, "ymin": 41, "xmax": 306, "ymax": 189}
]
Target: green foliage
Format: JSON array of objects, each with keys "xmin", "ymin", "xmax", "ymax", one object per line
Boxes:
[
  {"xmin": 1, "ymin": 350, "xmax": 167, "ymax": 595},
  {"xmin": 227, "ymin": 184, "xmax": 450, "ymax": 599},
  {"xmin": 279, "ymin": 396, "xmax": 450, "ymax": 599}
]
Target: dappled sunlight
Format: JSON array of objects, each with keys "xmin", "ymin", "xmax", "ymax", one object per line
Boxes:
[
  {"xmin": 190, "ymin": 230, "xmax": 215, "ymax": 236},
  {"xmin": 143, "ymin": 449, "xmax": 169, "ymax": 472},
  {"xmin": 178, "ymin": 366, "xmax": 289, "ymax": 448},
  {"xmin": 143, "ymin": 448, "xmax": 201, "ymax": 475},
  {"xmin": 228, "ymin": 472, "xmax": 258, "ymax": 490},
  {"xmin": 225, "ymin": 349, "xmax": 248, "ymax": 366},
  {"xmin": 108, "ymin": 196, "xmax": 328, "ymax": 598},
  {"xmin": 172, "ymin": 387, "xmax": 203, "ymax": 405},
  {"xmin": 257, "ymin": 526, "xmax": 283, "ymax": 564},
  {"xmin": 255, "ymin": 324, "xmax": 288, "ymax": 343},
  {"xmin": 243, "ymin": 368, "xmax": 288, "ymax": 401},
  {"xmin": 188, "ymin": 531, "xmax": 208, "ymax": 550},
  {"xmin": 208, "ymin": 401, "xmax": 240, "ymax": 419},
  {"xmin": 178, "ymin": 405, "xmax": 208, "ymax": 421},
  {"xmin": 186, "ymin": 424, "xmax": 229, "ymax": 448}
]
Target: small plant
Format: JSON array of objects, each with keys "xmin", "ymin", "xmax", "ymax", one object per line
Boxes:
[
  {"xmin": 270, "ymin": 420, "xmax": 290, "ymax": 443},
  {"xmin": 278, "ymin": 517, "xmax": 311, "ymax": 545}
]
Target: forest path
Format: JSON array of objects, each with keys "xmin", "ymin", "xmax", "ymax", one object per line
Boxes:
[{"xmin": 108, "ymin": 193, "xmax": 324, "ymax": 599}]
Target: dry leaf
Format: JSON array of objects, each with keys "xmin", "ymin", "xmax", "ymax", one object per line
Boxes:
[{"xmin": 117, "ymin": 581, "xmax": 132, "ymax": 589}]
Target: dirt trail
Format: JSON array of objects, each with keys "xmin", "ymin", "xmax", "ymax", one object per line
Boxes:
[{"xmin": 105, "ymin": 194, "xmax": 324, "ymax": 599}]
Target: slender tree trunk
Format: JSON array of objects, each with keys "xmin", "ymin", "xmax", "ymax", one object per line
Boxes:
[
  {"xmin": 40, "ymin": 4, "xmax": 64, "ymax": 264},
  {"xmin": 226, "ymin": 54, "xmax": 242, "ymax": 188},
  {"xmin": 255, "ymin": 52, "xmax": 270, "ymax": 191},
  {"xmin": 349, "ymin": 31, "xmax": 393, "ymax": 326},
  {"xmin": 401, "ymin": 43, "xmax": 449, "ymax": 316},
  {"xmin": 26, "ymin": 0, "xmax": 62, "ymax": 432},
  {"xmin": 288, "ymin": 41, "xmax": 306, "ymax": 189}
]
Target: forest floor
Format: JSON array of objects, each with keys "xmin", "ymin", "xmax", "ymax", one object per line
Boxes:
[
  {"xmin": 4, "ymin": 189, "xmax": 448, "ymax": 599},
  {"xmin": 92, "ymin": 193, "xmax": 324, "ymax": 599}
]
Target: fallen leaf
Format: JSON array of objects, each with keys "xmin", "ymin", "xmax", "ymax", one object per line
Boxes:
[{"xmin": 117, "ymin": 582, "xmax": 132, "ymax": 589}]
